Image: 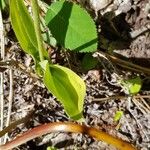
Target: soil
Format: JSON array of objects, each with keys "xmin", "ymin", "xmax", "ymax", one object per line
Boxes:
[{"xmin": 1, "ymin": 0, "xmax": 150, "ymax": 150}]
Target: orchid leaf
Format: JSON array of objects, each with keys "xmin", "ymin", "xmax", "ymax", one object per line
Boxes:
[{"xmin": 40, "ymin": 60, "xmax": 86, "ymax": 120}]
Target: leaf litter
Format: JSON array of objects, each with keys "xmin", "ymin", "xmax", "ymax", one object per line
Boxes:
[{"xmin": 1, "ymin": 0, "xmax": 150, "ymax": 149}]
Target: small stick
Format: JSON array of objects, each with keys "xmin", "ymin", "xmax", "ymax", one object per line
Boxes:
[
  {"xmin": 138, "ymin": 96, "xmax": 150, "ymax": 112},
  {"xmin": 93, "ymin": 95, "xmax": 150, "ymax": 102},
  {"xmin": 94, "ymin": 51, "xmax": 150, "ymax": 75},
  {"xmin": 4, "ymin": 69, "xmax": 13, "ymax": 143},
  {"xmin": 0, "ymin": 8, "xmax": 5, "ymax": 144}
]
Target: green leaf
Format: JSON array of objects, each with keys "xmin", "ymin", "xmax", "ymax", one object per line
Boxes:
[
  {"xmin": 128, "ymin": 77, "xmax": 142, "ymax": 94},
  {"xmin": 10, "ymin": 0, "xmax": 39, "ymax": 60},
  {"xmin": 47, "ymin": 147, "xmax": 57, "ymax": 150},
  {"xmin": 45, "ymin": 1, "xmax": 97, "ymax": 52},
  {"xmin": 10, "ymin": 0, "xmax": 49, "ymax": 75},
  {"xmin": 125, "ymin": 76, "xmax": 142, "ymax": 95},
  {"xmin": 114, "ymin": 111, "xmax": 123, "ymax": 122},
  {"xmin": 82, "ymin": 53, "xmax": 98, "ymax": 70},
  {"xmin": 0, "ymin": 0, "xmax": 6, "ymax": 10},
  {"xmin": 40, "ymin": 60, "xmax": 86, "ymax": 120},
  {"xmin": 10, "ymin": 0, "xmax": 48, "ymax": 68}
]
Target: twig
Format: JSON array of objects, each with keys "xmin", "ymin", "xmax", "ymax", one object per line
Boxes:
[
  {"xmin": 4, "ymin": 69, "xmax": 13, "ymax": 143},
  {"xmin": 0, "ymin": 8, "xmax": 5, "ymax": 144},
  {"xmin": 0, "ymin": 75, "xmax": 4, "ymax": 144},
  {"xmin": 107, "ymin": 53, "xmax": 150, "ymax": 75},
  {"xmin": 93, "ymin": 94, "xmax": 150, "ymax": 102},
  {"xmin": 132, "ymin": 97, "xmax": 147, "ymax": 115},
  {"xmin": 130, "ymin": 24, "xmax": 150, "ymax": 39},
  {"xmin": 93, "ymin": 52, "xmax": 119, "ymax": 76},
  {"xmin": 138, "ymin": 96, "xmax": 150, "ymax": 112},
  {"xmin": 129, "ymin": 97, "xmax": 150, "ymax": 142},
  {"xmin": 94, "ymin": 51, "xmax": 150, "ymax": 75},
  {"xmin": 93, "ymin": 95, "xmax": 126, "ymax": 102},
  {"xmin": 0, "ymin": 122, "xmax": 137, "ymax": 150}
]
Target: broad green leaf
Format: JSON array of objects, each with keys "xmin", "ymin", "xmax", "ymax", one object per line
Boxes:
[
  {"xmin": 40, "ymin": 60, "xmax": 86, "ymax": 120},
  {"xmin": 121, "ymin": 76, "xmax": 142, "ymax": 95},
  {"xmin": 126, "ymin": 76, "xmax": 142, "ymax": 94},
  {"xmin": 114, "ymin": 111, "xmax": 123, "ymax": 122},
  {"xmin": 45, "ymin": 1, "xmax": 97, "ymax": 52},
  {"xmin": 10, "ymin": 0, "xmax": 39, "ymax": 60},
  {"xmin": 10, "ymin": 0, "xmax": 48, "ymax": 67}
]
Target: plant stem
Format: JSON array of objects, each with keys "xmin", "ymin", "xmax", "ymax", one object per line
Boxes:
[
  {"xmin": 0, "ymin": 122, "xmax": 137, "ymax": 150},
  {"xmin": 31, "ymin": 0, "xmax": 44, "ymax": 61}
]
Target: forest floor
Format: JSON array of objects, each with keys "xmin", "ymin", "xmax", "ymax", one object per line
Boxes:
[{"xmin": 0, "ymin": 0, "xmax": 150, "ymax": 150}]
